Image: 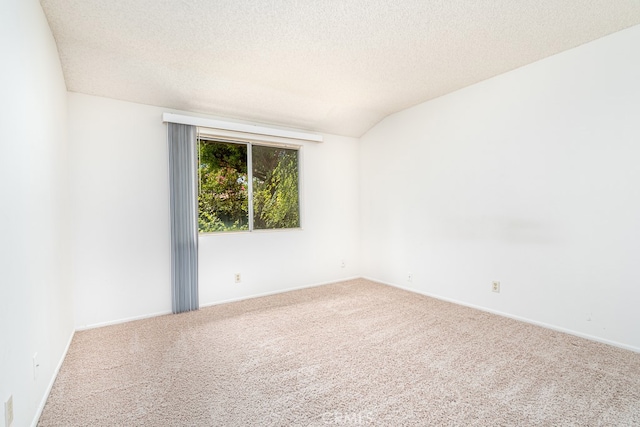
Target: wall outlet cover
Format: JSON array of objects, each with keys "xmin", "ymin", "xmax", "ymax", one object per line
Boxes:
[
  {"xmin": 33, "ymin": 352, "xmax": 39, "ymax": 380},
  {"xmin": 492, "ymin": 281, "xmax": 500, "ymax": 293}
]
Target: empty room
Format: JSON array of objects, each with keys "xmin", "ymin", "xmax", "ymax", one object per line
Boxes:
[{"xmin": 2, "ymin": 0, "xmax": 640, "ymax": 426}]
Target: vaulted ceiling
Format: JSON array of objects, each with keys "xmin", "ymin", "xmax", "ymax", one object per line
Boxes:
[{"xmin": 41, "ymin": 0, "xmax": 640, "ymax": 137}]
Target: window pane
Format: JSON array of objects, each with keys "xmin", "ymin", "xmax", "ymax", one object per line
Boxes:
[
  {"xmin": 198, "ymin": 140, "xmax": 249, "ymax": 233},
  {"xmin": 252, "ymin": 145, "xmax": 300, "ymax": 230}
]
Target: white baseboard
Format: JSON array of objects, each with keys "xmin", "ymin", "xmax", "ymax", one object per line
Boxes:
[
  {"xmin": 31, "ymin": 329, "xmax": 75, "ymax": 427},
  {"xmin": 364, "ymin": 276, "xmax": 640, "ymax": 354},
  {"xmin": 75, "ymin": 310, "xmax": 173, "ymax": 331},
  {"xmin": 200, "ymin": 276, "xmax": 362, "ymax": 308},
  {"xmin": 75, "ymin": 276, "xmax": 363, "ymax": 331}
]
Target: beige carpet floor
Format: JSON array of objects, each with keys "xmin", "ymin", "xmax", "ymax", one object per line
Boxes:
[{"xmin": 39, "ymin": 279, "xmax": 640, "ymax": 426}]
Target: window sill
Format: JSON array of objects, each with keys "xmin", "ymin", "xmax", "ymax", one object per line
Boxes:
[{"xmin": 198, "ymin": 227, "xmax": 303, "ymax": 237}]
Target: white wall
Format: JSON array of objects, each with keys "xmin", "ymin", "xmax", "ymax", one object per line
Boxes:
[
  {"xmin": 360, "ymin": 25, "xmax": 640, "ymax": 351},
  {"xmin": 199, "ymin": 131, "xmax": 361, "ymax": 304},
  {"xmin": 0, "ymin": 1, "xmax": 75, "ymax": 426},
  {"xmin": 68, "ymin": 95, "xmax": 173, "ymax": 328},
  {"xmin": 68, "ymin": 93, "xmax": 360, "ymax": 328}
]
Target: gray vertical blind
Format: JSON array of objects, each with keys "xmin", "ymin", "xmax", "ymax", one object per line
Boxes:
[{"xmin": 168, "ymin": 123, "xmax": 199, "ymax": 313}]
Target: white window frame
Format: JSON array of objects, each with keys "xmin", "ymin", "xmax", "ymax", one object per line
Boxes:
[{"xmin": 196, "ymin": 133, "xmax": 304, "ymax": 234}]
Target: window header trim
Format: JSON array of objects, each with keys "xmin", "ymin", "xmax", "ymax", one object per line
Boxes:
[
  {"xmin": 162, "ymin": 113, "xmax": 323, "ymax": 143},
  {"xmin": 196, "ymin": 133, "xmax": 301, "ymax": 151}
]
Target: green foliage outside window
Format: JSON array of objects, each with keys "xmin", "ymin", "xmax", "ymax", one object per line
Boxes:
[
  {"xmin": 198, "ymin": 139, "xmax": 300, "ymax": 233},
  {"xmin": 252, "ymin": 145, "xmax": 300, "ymax": 230}
]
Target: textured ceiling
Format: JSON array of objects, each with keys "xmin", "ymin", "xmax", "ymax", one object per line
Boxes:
[{"xmin": 41, "ymin": 0, "xmax": 640, "ymax": 137}]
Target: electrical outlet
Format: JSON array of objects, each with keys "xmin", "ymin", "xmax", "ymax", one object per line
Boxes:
[
  {"xmin": 5, "ymin": 395, "xmax": 13, "ymax": 427},
  {"xmin": 407, "ymin": 273, "xmax": 413, "ymax": 282},
  {"xmin": 33, "ymin": 352, "xmax": 39, "ymax": 380},
  {"xmin": 234, "ymin": 273, "xmax": 241, "ymax": 283},
  {"xmin": 492, "ymin": 281, "xmax": 500, "ymax": 293},
  {"xmin": 340, "ymin": 260, "xmax": 346, "ymax": 268}
]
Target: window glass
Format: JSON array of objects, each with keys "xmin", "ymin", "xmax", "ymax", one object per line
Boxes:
[
  {"xmin": 198, "ymin": 140, "xmax": 249, "ymax": 232},
  {"xmin": 252, "ymin": 145, "xmax": 300, "ymax": 230},
  {"xmin": 198, "ymin": 139, "xmax": 300, "ymax": 233}
]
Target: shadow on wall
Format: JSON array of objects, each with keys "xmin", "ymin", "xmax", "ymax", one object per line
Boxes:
[{"xmin": 430, "ymin": 214, "xmax": 559, "ymax": 245}]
